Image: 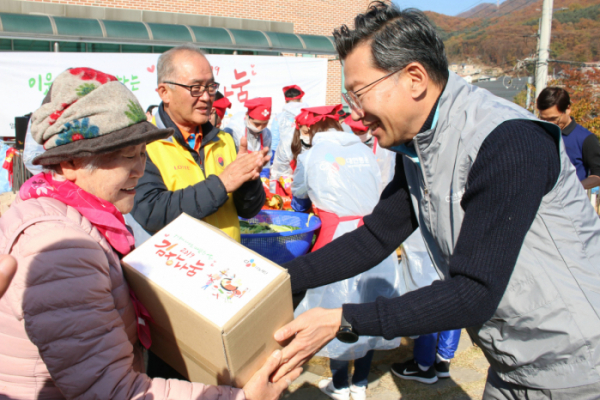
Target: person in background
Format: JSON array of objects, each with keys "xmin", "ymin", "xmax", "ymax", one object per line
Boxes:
[
  {"xmin": 344, "ymin": 116, "xmax": 395, "ymax": 186},
  {"xmin": 271, "ymin": 85, "xmax": 307, "ymax": 156},
  {"xmin": 131, "ymin": 45, "xmax": 268, "ymax": 245},
  {"xmin": 537, "ymin": 87, "xmax": 600, "ymax": 190},
  {"xmin": 291, "ymin": 106, "xmax": 402, "ymax": 400},
  {"xmin": 286, "ymin": 105, "xmax": 344, "ymax": 206},
  {"xmin": 211, "ymin": 92, "xmax": 231, "ymax": 129},
  {"xmin": 146, "ymin": 104, "xmax": 159, "ymax": 122},
  {"xmin": 269, "ymin": 87, "xmax": 310, "ymax": 194},
  {"xmin": 0, "ymin": 255, "xmax": 16, "ymax": 298},
  {"xmin": 392, "ymin": 330, "xmax": 462, "ymax": 384},
  {"xmin": 224, "ymin": 97, "xmax": 272, "ymax": 153},
  {"xmin": 0, "ymin": 67, "xmax": 300, "ymax": 400}
]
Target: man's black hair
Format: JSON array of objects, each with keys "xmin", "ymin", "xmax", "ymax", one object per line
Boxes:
[
  {"xmin": 146, "ymin": 104, "xmax": 159, "ymax": 114},
  {"xmin": 333, "ymin": 1, "xmax": 449, "ymax": 87},
  {"xmin": 215, "ymin": 91, "xmax": 224, "ymax": 101},
  {"xmin": 537, "ymin": 87, "xmax": 571, "ymax": 113},
  {"xmin": 284, "ymin": 88, "xmax": 302, "ymax": 99}
]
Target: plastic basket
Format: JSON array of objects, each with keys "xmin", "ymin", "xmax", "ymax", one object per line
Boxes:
[
  {"xmin": 240, "ymin": 210, "xmax": 321, "ymax": 265},
  {"xmin": 260, "ymin": 168, "xmax": 270, "ymax": 179}
]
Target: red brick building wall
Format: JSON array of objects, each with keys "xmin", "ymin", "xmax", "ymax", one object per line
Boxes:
[{"xmin": 28, "ymin": 0, "xmax": 372, "ymax": 104}]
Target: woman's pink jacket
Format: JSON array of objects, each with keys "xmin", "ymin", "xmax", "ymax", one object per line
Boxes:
[{"xmin": 0, "ymin": 196, "xmax": 246, "ymax": 400}]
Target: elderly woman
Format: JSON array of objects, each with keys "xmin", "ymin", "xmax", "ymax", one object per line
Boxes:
[{"xmin": 0, "ymin": 68, "xmax": 300, "ymax": 400}]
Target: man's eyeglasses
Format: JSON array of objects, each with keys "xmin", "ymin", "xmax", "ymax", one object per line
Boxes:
[
  {"xmin": 539, "ymin": 113, "xmax": 566, "ymax": 125},
  {"xmin": 342, "ymin": 69, "xmax": 402, "ymax": 116},
  {"xmin": 164, "ymin": 81, "xmax": 220, "ymax": 97}
]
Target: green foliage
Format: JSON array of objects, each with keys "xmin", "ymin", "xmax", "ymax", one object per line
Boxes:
[
  {"xmin": 522, "ymin": 18, "xmax": 539, "ymax": 26},
  {"xmin": 554, "ymin": 4, "xmax": 600, "ymax": 24},
  {"xmin": 514, "ymin": 89, "xmax": 528, "ymax": 108},
  {"xmin": 551, "ymin": 41, "xmax": 567, "ymax": 59}
]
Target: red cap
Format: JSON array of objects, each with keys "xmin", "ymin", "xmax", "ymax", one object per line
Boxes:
[
  {"xmin": 212, "ymin": 97, "xmax": 232, "ymax": 119},
  {"xmin": 344, "ymin": 115, "xmax": 368, "ymax": 133},
  {"xmin": 283, "ymin": 85, "xmax": 305, "ymax": 101},
  {"xmin": 295, "ymin": 104, "xmax": 343, "ymax": 128},
  {"xmin": 245, "ymin": 97, "xmax": 272, "ymax": 121}
]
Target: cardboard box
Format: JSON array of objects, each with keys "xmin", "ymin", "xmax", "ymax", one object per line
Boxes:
[
  {"xmin": 0, "ymin": 191, "xmax": 16, "ymax": 216},
  {"xmin": 122, "ymin": 213, "xmax": 293, "ymax": 387}
]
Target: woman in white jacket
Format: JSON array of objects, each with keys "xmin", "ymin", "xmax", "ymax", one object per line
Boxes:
[{"xmin": 291, "ymin": 106, "xmax": 402, "ymax": 400}]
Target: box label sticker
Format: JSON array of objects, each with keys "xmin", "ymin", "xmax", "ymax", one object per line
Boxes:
[{"xmin": 123, "ymin": 214, "xmax": 283, "ymax": 327}]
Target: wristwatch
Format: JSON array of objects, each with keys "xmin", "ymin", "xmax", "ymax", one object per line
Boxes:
[{"xmin": 336, "ymin": 313, "xmax": 359, "ymax": 343}]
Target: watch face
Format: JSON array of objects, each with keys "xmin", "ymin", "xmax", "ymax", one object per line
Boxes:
[{"xmin": 336, "ymin": 329, "xmax": 359, "ymax": 344}]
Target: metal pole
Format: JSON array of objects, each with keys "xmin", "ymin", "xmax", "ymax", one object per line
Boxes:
[
  {"xmin": 535, "ymin": 0, "xmax": 554, "ymax": 102},
  {"xmin": 54, "ymin": 42, "xmax": 59, "ymax": 52},
  {"xmin": 526, "ymin": 76, "xmax": 533, "ymax": 110}
]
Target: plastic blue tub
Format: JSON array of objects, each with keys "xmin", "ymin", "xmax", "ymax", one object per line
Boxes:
[
  {"xmin": 240, "ymin": 210, "xmax": 321, "ymax": 265},
  {"xmin": 260, "ymin": 168, "xmax": 270, "ymax": 179}
]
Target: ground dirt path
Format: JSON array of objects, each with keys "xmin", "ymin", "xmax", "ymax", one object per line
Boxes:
[{"xmin": 284, "ymin": 330, "xmax": 489, "ymax": 400}]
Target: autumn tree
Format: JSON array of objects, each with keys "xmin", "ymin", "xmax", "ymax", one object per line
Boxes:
[{"xmin": 548, "ymin": 66, "xmax": 600, "ymax": 137}]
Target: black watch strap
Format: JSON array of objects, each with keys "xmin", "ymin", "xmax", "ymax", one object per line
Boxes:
[{"xmin": 336, "ymin": 312, "xmax": 359, "ymax": 344}]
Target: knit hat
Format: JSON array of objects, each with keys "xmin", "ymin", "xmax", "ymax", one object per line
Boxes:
[
  {"xmin": 344, "ymin": 115, "xmax": 369, "ymax": 133},
  {"xmin": 295, "ymin": 104, "xmax": 343, "ymax": 129},
  {"xmin": 283, "ymin": 85, "xmax": 305, "ymax": 101},
  {"xmin": 31, "ymin": 67, "xmax": 173, "ymax": 166},
  {"xmin": 245, "ymin": 97, "xmax": 272, "ymax": 121},
  {"xmin": 213, "ymin": 97, "xmax": 232, "ymax": 119}
]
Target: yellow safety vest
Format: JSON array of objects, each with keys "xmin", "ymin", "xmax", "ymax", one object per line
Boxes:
[{"xmin": 146, "ymin": 126, "xmax": 241, "ymax": 242}]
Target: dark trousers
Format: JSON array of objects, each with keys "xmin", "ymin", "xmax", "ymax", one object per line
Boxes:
[{"xmin": 330, "ymin": 350, "xmax": 375, "ymax": 389}]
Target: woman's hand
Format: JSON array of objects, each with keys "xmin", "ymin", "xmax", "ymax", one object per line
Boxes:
[
  {"xmin": 243, "ymin": 349, "xmax": 302, "ymax": 400},
  {"xmin": 0, "ymin": 255, "xmax": 17, "ymax": 298}
]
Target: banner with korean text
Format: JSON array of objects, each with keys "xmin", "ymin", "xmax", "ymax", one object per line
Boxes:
[{"xmin": 0, "ymin": 52, "xmax": 328, "ymax": 137}]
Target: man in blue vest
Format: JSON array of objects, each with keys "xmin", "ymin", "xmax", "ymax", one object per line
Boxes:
[
  {"xmin": 537, "ymin": 87, "xmax": 600, "ymax": 190},
  {"xmin": 272, "ymin": 3, "xmax": 600, "ymax": 399}
]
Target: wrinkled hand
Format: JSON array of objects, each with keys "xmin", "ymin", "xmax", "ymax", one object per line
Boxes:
[
  {"xmin": 220, "ymin": 137, "xmax": 269, "ymax": 193},
  {"xmin": 243, "ymin": 349, "xmax": 302, "ymax": 400},
  {"xmin": 271, "ymin": 308, "xmax": 342, "ymax": 382},
  {"xmin": 0, "ymin": 255, "xmax": 17, "ymax": 298}
]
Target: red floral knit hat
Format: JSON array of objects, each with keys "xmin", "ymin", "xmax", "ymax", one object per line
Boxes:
[{"xmin": 30, "ymin": 67, "xmax": 173, "ymax": 166}]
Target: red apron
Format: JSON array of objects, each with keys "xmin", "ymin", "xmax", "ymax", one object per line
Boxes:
[
  {"xmin": 274, "ymin": 159, "xmax": 297, "ymax": 196},
  {"xmin": 312, "ymin": 209, "xmax": 364, "ymax": 252}
]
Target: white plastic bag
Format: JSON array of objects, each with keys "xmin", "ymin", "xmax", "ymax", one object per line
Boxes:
[
  {"xmin": 0, "ymin": 141, "xmax": 13, "ymax": 193},
  {"xmin": 400, "ymin": 228, "xmax": 441, "ymax": 293},
  {"xmin": 293, "ymin": 130, "xmax": 402, "ymax": 360},
  {"xmin": 374, "ymin": 144, "xmax": 396, "ymax": 187},
  {"xmin": 23, "ymin": 122, "xmax": 45, "ymax": 176},
  {"xmin": 269, "ymin": 102, "xmax": 308, "ymax": 191},
  {"xmin": 292, "ymin": 130, "xmax": 382, "ymax": 215}
]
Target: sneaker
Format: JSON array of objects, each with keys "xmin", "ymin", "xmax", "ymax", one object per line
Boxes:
[
  {"xmin": 434, "ymin": 359, "xmax": 451, "ymax": 378},
  {"xmin": 318, "ymin": 378, "xmax": 350, "ymax": 400},
  {"xmin": 391, "ymin": 359, "xmax": 438, "ymax": 384},
  {"xmin": 349, "ymin": 384, "xmax": 367, "ymax": 400}
]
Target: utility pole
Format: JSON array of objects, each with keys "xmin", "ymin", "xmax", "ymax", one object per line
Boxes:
[
  {"xmin": 526, "ymin": 76, "xmax": 534, "ymax": 110},
  {"xmin": 535, "ymin": 0, "xmax": 554, "ymax": 102}
]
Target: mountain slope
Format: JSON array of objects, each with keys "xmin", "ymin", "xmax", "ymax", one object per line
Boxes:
[
  {"xmin": 457, "ymin": 3, "xmax": 497, "ymax": 18},
  {"xmin": 426, "ymin": 0, "xmax": 600, "ymax": 68}
]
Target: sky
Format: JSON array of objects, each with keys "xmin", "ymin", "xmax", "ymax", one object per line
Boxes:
[{"xmin": 392, "ymin": 0, "xmax": 508, "ymax": 16}]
